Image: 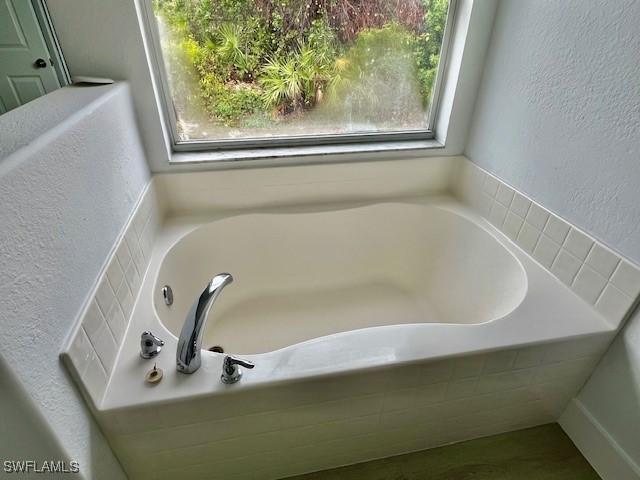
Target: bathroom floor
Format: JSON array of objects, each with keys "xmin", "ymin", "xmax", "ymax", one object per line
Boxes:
[{"xmin": 286, "ymin": 424, "xmax": 600, "ymax": 480}]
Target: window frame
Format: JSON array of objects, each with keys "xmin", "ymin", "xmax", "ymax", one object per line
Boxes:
[{"xmin": 141, "ymin": 0, "xmax": 459, "ymax": 154}]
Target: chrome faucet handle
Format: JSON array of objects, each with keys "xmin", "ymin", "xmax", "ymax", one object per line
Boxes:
[
  {"xmin": 140, "ymin": 331, "xmax": 164, "ymax": 359},
  {"xmin": 221, "ymin": 355, "xmax": 255, "ymax": 384}
]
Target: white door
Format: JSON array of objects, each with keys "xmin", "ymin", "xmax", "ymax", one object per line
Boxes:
[{"xmin": 0, "ymin": 0, "xmax": 61, "ymax": 114}]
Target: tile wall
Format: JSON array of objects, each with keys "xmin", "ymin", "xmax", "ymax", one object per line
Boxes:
[
  {"xmin": 454, "ymin": 159, "xmax": 640, "ymax": 328},
  {"xmin": 62, "ymin": 181, "xmax": 163, "ymax": 407},
  {"xmin": 100, "ymin": 334, "xmax": 611, "ymax": 480}
]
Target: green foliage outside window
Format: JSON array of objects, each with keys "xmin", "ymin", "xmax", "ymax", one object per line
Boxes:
[{"xmin": 154, "ymin": 0, "xmax": 450, "ymax": 131}]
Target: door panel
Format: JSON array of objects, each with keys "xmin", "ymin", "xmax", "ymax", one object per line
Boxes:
[
  {"xmin": 9, "ymin": 76, "xmax": 45, "ymax": 104},
  {"xmin": 0, "ymin": 0, "xmax": 61, "ymax": 113},
  {"xmin": 0, "ymin": 1, "xmax": 28, "ymax": 47}
]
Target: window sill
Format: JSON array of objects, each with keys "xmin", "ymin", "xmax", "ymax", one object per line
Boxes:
[{"xmin": 169, "ymin": 139, "xmax": 445, "ymax": 169}]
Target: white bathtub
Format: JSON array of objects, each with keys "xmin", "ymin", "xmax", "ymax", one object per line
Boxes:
[
  {"xmin": 155, "ymin": 202, "xmax": 527, "ymax": 354},
  {"xmin": 101, "ymin": 197, "xmax": 615, "ymax": 480}
]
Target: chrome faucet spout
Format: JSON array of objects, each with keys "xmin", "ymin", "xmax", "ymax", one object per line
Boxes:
[{"xmin": 176, "ymin": 273, "xmax": 233, "ymax": 374}]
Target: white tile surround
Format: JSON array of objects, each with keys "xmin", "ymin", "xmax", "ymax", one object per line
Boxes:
[
  {"xmin": 454, "ymin": 158, "xmax": 640, "ymax": 328},
  {"xmin": 59, "ymin": 156, "xmax": 640, "ymax": 480},
  {"xmin": 62, "ymin": 181, "xmax": 163, "ymax": 407},
  {"xmin": 101, "ymin": 335, "xmax": 609, "ymax": 480}
]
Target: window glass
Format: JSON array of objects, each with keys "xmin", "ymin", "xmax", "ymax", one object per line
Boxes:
[{"xmin": 152, "ymin": 0, "xmax": 452, "ymax": 144}]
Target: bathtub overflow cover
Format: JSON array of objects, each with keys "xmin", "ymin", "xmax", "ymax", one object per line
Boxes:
[{"xmin": 162, "ymin": 285, "xmax": 173, "ymax": 306}]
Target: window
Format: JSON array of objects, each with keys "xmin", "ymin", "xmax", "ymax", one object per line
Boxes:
[{"xmin": 147, "ymin": 0, "xmax": 456, "ymax": 151}]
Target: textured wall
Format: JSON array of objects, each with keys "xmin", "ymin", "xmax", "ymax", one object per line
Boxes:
[
  {"xmin": 466, "ymin": 0, "xmax": 640, "ymax": 476},
  {"xmin": 0, "ymin": 357, "xmax": 69, "ymax": 469},
  {"xmin": 0, "ymin": 84, "xmax": 150, "ymax": 479},
  {"xmin": 46, "ymin": 0, "xmax": 171, "ymax": 172},
  {"xmin": 466, "ymin": 0, "xmax": 640, "ymax": 265}
]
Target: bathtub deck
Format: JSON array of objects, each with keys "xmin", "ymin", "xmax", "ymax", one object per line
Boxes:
[{"xmin": 284, "ymin": 424, "xmax": 599, "ymax": 480}]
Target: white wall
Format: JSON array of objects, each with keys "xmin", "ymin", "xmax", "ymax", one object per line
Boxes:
[
  {"xmin": 561, "ymin": 306, "xmax": 640, "ymax": 479},
  {"xmin": 0, "ymin": 83, "xmax": 150, "ymax": 479},
  {"xmin": 465, "ymin": 0, "xmax": 640, "ymax": 477},
  {"xmin": 0, "ymin": 357, "xmax": 70, "ymax": 474},
  {"xmin": 466, "ymin": 0, "xmax": 640, "ymax": 265},
  {"xmin": 46, "ymin": 0, "xmax": 171, "ymax": 172},
  {"xmin": 579, "ymin": 307, "xmax": 640, "ymax": 464}
]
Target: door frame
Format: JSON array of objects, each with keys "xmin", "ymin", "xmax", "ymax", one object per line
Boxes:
[{"xmin": 31, "ymin": 0, "xmax": 70, "ymax": 86}]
